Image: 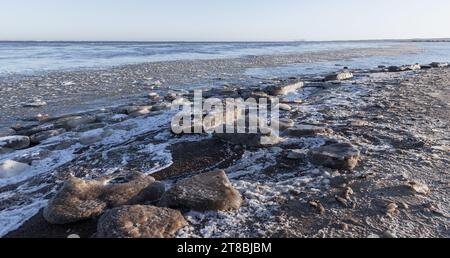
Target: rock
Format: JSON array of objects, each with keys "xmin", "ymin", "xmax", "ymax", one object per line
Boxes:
[
  {"xmin": 309, "ymin": 143, "xmax": 360, "ymax": 170},
  {"xmin": 96, "ymin": 205, "xmax": 188, "ymax": 238},
  {"xmin": 382, "ymin": 230, "xmax": 397, "ymax": 238},
  {"xmin": 276, "ymin": 103, "xmax": 292, "ymax": 111},
  {"xmin": 128, "ymin": 181, "xmax": 166, "ymax": 204},
  {"xmin": 0, "ymin": 136, "xmax": 31, "ymax": 150},
  {"xmin": 100, "ymin": 173, "xmax": 157, "ymax": 207},
  {"xmin": 160, "ymin": 170, "xmax": 243, "ymax": 211},
  {"xmin": 388, "ymin": 66, "xmax": 401, "ymax": 72},
  {"xmin": 430, "ymin": 62, "xmax": 448, "ymax": 68},
  {"xmin": 324, "ymin": 71, "xmax": 354, "ymax": 81},
  {"xmin": 151, "ymin": 103, "xmax": 170, "ymax": 112},
  {"xmin": 350, "ymin": 120, "xmax": 369, "ymax": 127},
  {"xmin": 0, "ymin": 128, "xmax": 15, "ymax": 137},
  {"xmin": 0, "ymin": 160, "xmax": 31, "ymax": 179},
  {"xmin": 408, "ymin": 63, "xmax": 421, "ymax": 70},
  {"xmin": 148, "ymin": 92, "xmax": 160, "ymax": 100},
  {"xmin": 23, "ymin": 100, "xmax": 47, "ymax": 107},
  {"xmin": 408, "ymin": 181, "xmax": 430, "ymax": 195},
  {"xmin": 287, "ymin": 125, "xmax": 332, "ymax": 137},
  {"xmin": 273, "ymin": 118, "xmax": 294, "ymax": 131},
  {"xmin": 129, "ymin": 107, "xmax": 152, "ymax": 117},
  {"xmin": 43, "ymin": 176, "xmax": 107, "ymax": 224},
  {"xmin": 30, "ymin": 128, "xmax": 66, "ymax": 144},
  {"xmin": 421, "ymin": 64, "xmax": 432, "ymax": 69},
  {"xmin": 43, "ymin": 172, "xmax": 158, "ymax": 224},
  {"xmin": 265, "ymin": 81, "xmax": 304, "ymax": 95},
  {"xmin": 286, "ymin": 149, "xmax": 305, "ymax": 160},
  {"xmin": 386, "ymin": 203, "xmax": 398, "ymax": 215},
  {"xmin": 73, "ymin": 123, "xmax": 105, "ymax": 133},
  {"xmin": 55, "ymin": 116, "xmax": 97, "ymax": 130},
  {"xmin": 67, "ymin": 234, "xmax": 81, "ymax": 238}
]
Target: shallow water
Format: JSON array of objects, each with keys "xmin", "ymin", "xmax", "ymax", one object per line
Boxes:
[{"xmin": 0, "ymin": 40, "xmax": 403, "ymax": 75}]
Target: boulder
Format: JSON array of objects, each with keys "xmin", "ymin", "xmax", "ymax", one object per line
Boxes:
[
  {"xmin": 30, "ymin": 128, "xmax": 66, "ymax": 144},
  {"xmin": 0, "ymin": 160, "xmax": 31, "ymax": 179},
  {"xmin": 0, "ymin": 136, "xmax": 31, "ymax": 150},
  {"xmin": 43, "ymin": 172, "xmax": 159, "ymax": 224},
  {"xmin": 43, "ymin": 176, "xmax": 107, "ymax": 224},
  {"xmin": 96, "ymin": 205, "xmax": 188, "ymax": 238},
  {"xmin": 276, "ymin": 103, "xmax": 292, "ymax": 111},
  {"xmin": 287, "ymin": 125, "xmax": 332, "ymax": 137},
  {"xmin": 265, "ymin": 81, "xmax": 304, "ymax": 96},
  {"xmin": 309, "ymin": 143, "xmax": 360, "ymax": 170},
  {"xmin": 324, "ymin": 71, "xmax": 354, "ymax": 81},
  {"xmin": 273, "ymin": 118, "xmax": 294, "ymax": 131},
  {"xmin": 160, "ymin": 170, "xmax": 242, "ymax": 211},
  {"xmin": 388, "ymin": 66, "xmax": 401, "ymax": 72}
]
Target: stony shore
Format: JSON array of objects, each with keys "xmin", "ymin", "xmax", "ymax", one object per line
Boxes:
[{"xmin": 1, "ymin": 58, "xmax": 449, "ymax": 238}]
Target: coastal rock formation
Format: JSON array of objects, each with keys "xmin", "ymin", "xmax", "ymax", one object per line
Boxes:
[
  {"xmin": 287, "ymin": 125, "xmax": 333, "ymax": 137},
  {"xmin": 160, "ymin": 170, "xmax": 243, "ymax": 211},
  {"xmin": 309, "ymin": 143, "xmax": 360, "ymax": 170},
  {"xmin": 0, "ymin": 136, "xmax": 31, "ymax": 150},
  {"xmin": 430, "ymin": 62, "xmax": 448, "ymax": 68},
  {"xmin": 325, "ymin": 71, "xmax": 354, "ymax": 81},
  {"xmin": 96, "ymin": 205, "xmax": 188, "ymax": 238},
  {"xmin": 43, "ymin": 172, "xmax": 160, "ymax": 224},
  {"xmin": 0, "ymin": 160, "xmax": 31, "ymax": 179}
]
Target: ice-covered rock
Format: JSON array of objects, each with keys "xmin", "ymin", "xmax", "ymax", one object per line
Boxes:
[
  {"xmin": 96, "ymin": 205, "xmax": 188, "ymax": 238},
  {"xmin": 430, "ymin": 62, "xmax": 448, "ymax": 68},
  {"xmin": 23, "ymin": 100, "xmax": 47, "ymax": 108},
  {"xmin": 0, "ymin": 160, "xmax": 31, "ymax": 179},
  {"xmin": 0, "ymin": 136, "xmax": 31, "ymax": 150},
  {"xmin": 160, "ymin": 170, "xmax": 242, "ymax": 211},
  {"xmin": 309, "ymin": 143, "xmax": 360, "ymax": 170}
]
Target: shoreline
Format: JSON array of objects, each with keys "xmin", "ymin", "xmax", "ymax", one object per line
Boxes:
[
  {"xmin": 0, "ymin": 44, "xmax": 421, "ymax": 128},
  {"xmin": 1, "ymin": 60, "xmax": 449, "ymax": 237}
]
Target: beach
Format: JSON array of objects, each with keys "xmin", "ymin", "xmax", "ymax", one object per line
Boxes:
[{"xmin": 0, "ymin": 41, "xmax": 449, "ymax": 238}]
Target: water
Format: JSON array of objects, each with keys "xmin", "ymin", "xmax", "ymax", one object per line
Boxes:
[
  {"xmin": 0, "ymin": 41, "xmax": 403, "ymax": 75},
  {"xmin": 247, "ymin": 42, "xmax": 450, "ymax": 77}
]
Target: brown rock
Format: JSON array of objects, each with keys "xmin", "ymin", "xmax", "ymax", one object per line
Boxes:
[
  {"xmin": 96, "ymin": 205, "xmax": 188, "ymax": 238},
  {"xmin": 309, "ymin": 143, "xmax": 360, "ymax": 170},
  {"xmin": 160, "ymin": 170, "xmax": 242, "ymax": 211}
]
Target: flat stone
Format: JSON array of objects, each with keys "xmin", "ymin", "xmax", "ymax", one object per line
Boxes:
[
  {"xmin": 96, "ymin": 205, "xmax": 188, "ymax": 238},
  {"xmin": 160, "ymin": 170, "xmax": 243, "ymax": 211},
  {"xmin": 30, "ymin": 128, "xmax": 66, "ymax": 144},
  {"xmin": 286, "ymin": 149, "xmax": 306, "ymax": 160},
  {"xmin": 287, "ymin": 125, "xmax": 332, "ymax": 137},
  {"xmin": 0, "ymin": 136, "xmax": 31, "ymax": 150},
  {"xmin": 324, "ymin": 71, "xmax": 354, "ymax": 81},
  {"xmin": 0, "ymin": 160, "xmax": 31, "ymax": 179},
  {"xmin": 408, "ymin": 181, "xmax": 430, "ymax": 195},
  {"xmin": 277, "ymin": 103, "xmax": 292, "ymax": 111},
  {"xmin": 309, "ymin": 143, "xmax": 360, "ymax": 170},
  {"xmin": 215, "ymin": 131, "xmax": 280, "ymax": 147}
]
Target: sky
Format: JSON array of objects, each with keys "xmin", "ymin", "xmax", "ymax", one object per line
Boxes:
[{"xmin": 1, "ymin": 0, "xmax": 450, "ymax": 41}]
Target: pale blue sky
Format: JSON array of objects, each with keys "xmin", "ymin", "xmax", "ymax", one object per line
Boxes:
[{"xmin": 1, "ymin": 0, "xmax": 450, "ymax": 41}]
